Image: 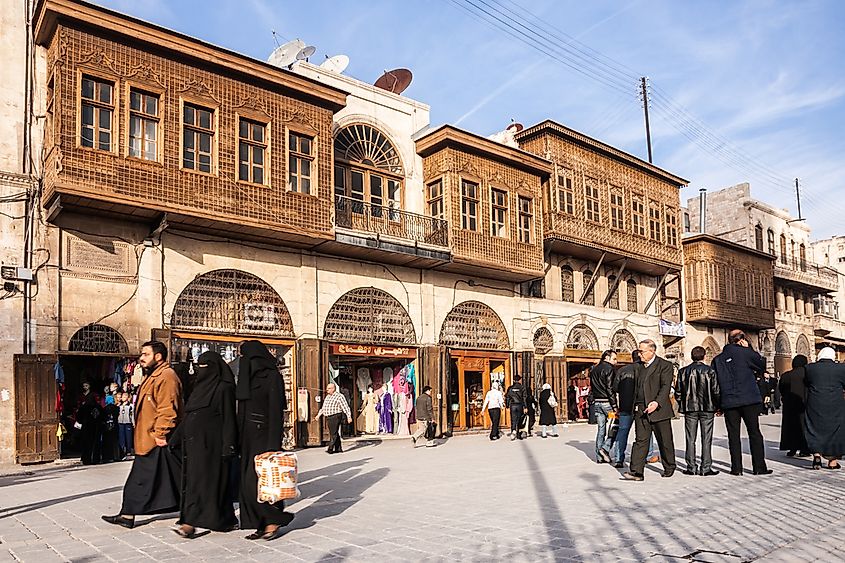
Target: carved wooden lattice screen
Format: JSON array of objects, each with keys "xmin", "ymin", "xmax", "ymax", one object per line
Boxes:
[
  {"xmin": 170, "ymin": 269, "xmax": 294, "ymax": 337},
  {"xmin": 323, "ymin": 287, "xmax": 416, "ymax": 345},
  {"xmin": 68, "ymin": 323, "xmax": 129, "ymax": 353},
  {"xmin": 439, "ymin": 301, "xmax": 510, "ymax": 350},
  {"xmin": 610, "ymin": 329, "xmax": 637, "ymax": 353},
  {"xmin": 566, "ymin": 324, "xmax": 599, "ymax": 350},
  {"xmin": 533, "ymin": 327, "xmax": 554, "ymax": 356}
]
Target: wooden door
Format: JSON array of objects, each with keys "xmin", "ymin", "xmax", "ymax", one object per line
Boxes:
[
  {"xmin": 543, "ymin": 356, "xmax": 568, "ymax": 421},
  {"xmin": 296, "ymin": 339, "xmax": 324, "ymax": 446},
  {"xmin": 14, "ymin": 355, "xmax": 59, "ymax": 464}
]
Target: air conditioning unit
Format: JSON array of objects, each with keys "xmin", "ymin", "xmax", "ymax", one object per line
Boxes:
[{"xmin": 1, "ymin": 266, "xmax": 33, "ymax": 281}]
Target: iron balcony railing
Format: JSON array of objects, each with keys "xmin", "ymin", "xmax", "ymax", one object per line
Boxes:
[
  {"xmin": 334, "ymin": 195, "xmax": 449, "ymax": 248},
  {"xmin": 773, "ymin": 260, "xmax": 839, "ymax": 292}
]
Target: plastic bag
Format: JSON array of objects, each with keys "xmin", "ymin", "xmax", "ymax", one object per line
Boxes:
[{"xmin": 255, "ymin": 451, "xmax": 299, "ymax": 503}]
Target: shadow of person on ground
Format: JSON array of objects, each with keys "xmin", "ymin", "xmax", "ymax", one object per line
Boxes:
[{"xmin": 0, "ymin": 485, "xmax": 124, "ymax": 519}]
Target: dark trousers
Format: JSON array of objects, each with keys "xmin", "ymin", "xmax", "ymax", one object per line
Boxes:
[
  {"xmin": 118, "ymin": 423, "xmax": 134, "ymax": 455},
  {"xmin": 488, "ymin": 408, "xmax": 501, "ymax": 440},
  {"xmin": 723, "ymin": 403, "xmax": 767, "ymax": 473},
  {"xmin": 509, "ymin": 405, "xmax": 524, "ymax": 437},
  {"xmin": 683, "ymin": 412, "xmax": 715, "ymax": 473},
  {"xmin": 630, "ymin": 411, "xmax": 676, "ymax": 476},
  {"xmin": 327, "ymin": 413, "xmax": 344, "ymax": 453}
]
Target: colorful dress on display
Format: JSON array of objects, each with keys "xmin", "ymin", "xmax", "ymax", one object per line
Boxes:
[
  {"xmin": 358, "ymin": 391, "xmax": 378, "ymax": 434},
  {"xmin": 396, "ymin": 392, "xmax": 410, "ymax": 435},
  {"xmin": 378, "ymin": 391, "xmax": 393, "ymax": 434}
]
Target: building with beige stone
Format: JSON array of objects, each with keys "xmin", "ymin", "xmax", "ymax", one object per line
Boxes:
[
  {"xmin": 0, "ymin": 0, "xmax": 688, "ymax": 464},
  {"xmin": 810, "ymin": 236, "xmax": 845, "ymax": 357}
]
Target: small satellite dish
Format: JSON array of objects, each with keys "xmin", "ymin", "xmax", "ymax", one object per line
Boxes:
[
  {"xmin": 267, "ymin": 39, "xmax": 305, "ymax": 68},
  {"xmin": 319, "ymin": 54, "xmax": 350, "ymax": 74},
  {"xmin": 507, "ymin": 122, "xmax": 524, "ymax": 133},
  {"xmin": 296, "ymin": 45, "xmax": 317, "ymax": 61},
  {"xmin": 374, "ymin": 68, "xmax": 413, "ymax": 95}
]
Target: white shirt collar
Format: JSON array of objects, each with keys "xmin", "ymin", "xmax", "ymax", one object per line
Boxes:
[{"xmin": 643, "ymin": 357, "xmax": 655, "ymax": 368}]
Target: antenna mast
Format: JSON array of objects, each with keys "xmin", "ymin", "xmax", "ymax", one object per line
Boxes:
[
  {"xmin": 640, "ymin": 76, "xmax": 653, "ymax": 164},
  {"xmin": 795, "ymin": 178, "xmax": 802, "ymax": 220}
]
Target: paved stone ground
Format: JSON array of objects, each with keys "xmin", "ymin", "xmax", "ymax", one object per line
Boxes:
[{"xmin": 1, "ymin": 417, "xmax": 843, "ymax": 562}]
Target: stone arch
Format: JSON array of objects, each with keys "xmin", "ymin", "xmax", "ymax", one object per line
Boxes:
[
  {"xmin": 439, "ymin": 301, "xmax": 509, "ymax": 350},
  {"xmin": 171, "ymin": 269, "xmax": 294, "ymax": 337},
  {"xmin": 566, "ymin": 323, "xmax": 600, "ymax": 351},
  {"xmin": 701, "ymin": 336, "xmax": 721, "ymax": 364},
  {"xmin": 795, "ymin": 334, "xmax": 811, "ymax": 357},
  {"xmin": 533, "ymin": 327, "xmax": 554, "ymax": 356},
  {"xmin": 610, "ymin": 329, "xmax": 637, "ymax": 353},
  {"xmin": 775, "ymin": 331, "xmax": 791, "ymax": 356},
  {"xmin": 323, "ymin": 287, "xmax": 416, "ymax": 345},
  {"xmin": 68, "ymin": 323, "xmax": 129, "ymax": 354},
  {"xmin": 762, "ymin": 334, "xmax": 773, "ymax": 358}
]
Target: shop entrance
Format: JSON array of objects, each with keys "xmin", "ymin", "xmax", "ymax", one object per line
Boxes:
[{"xmin": 448, "ymin": 351, "xmax": 510, "ymax": 431}]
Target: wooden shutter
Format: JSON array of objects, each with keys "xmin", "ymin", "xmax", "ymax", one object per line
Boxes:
[
  {"xmin": 296, "ymin": 338, "xmax": 324, "ymax": 446},
  {"xmin": 14, "ymin": 354, "xmax": 59, "ymax": 463},
  {"xmin": 420, "ymin": 345, "xmax": 447, "ymax": 435},
  {"xmin": 542, "ymin": 356, "xmax": 568, "ymax": 420}
]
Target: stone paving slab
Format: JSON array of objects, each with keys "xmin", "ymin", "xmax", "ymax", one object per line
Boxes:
[{"xmin": 1, "ymin": 417, "xmax": 843, "ymax": 561}]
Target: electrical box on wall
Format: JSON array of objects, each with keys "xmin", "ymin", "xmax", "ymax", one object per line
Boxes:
[{"xmin": 0, "ymin": 266, "xmax": 33, "ymax": 281}]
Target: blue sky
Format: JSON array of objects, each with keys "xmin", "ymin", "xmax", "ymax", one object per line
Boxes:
[{"xmin": 97, "ymin": 0, "xmax": 845, "ymax": 241}]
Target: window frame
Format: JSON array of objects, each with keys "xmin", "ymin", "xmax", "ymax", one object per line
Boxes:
[
  {"xmin": 556, "ymin": 169, "xmax": 574, "ymax": 215},
  {"xmin": 77, "ymin": 70, "xmax": 117, "ymax": 154},
  {"xmin": 125, "ymin": 82, "xmax": 163, "ymax": 164},
  {"xmin": 561, "ymin": 265, "xmax": 575, "ymax": 302},
  {"xmin": 631, "ymin": 195, "xmax": 646, "ymax": 237},
  {"xmin": 460, "ymin": 178, "xmax": 480, "ymax": 232},
  {"xmin": 518, "ymin": 195, "xmax": 533, "ymax": 244},
  {"xmin": 767, "ymin": 229, "xmax": 776, "ymax": 256},
  {"xmin": 236, "ymin": 112, "xmax": 271, "ymax": 187},
  {"xmin": 780, "ymin": 234, "xmax": 788, "ymax": 265},
  {"xmin": 286, "ymin": 125, "xmax": 317, "ymax": 195},
  {"xmin": 648, "ymin": 200, "xmax": 662, "ymax": 242},
  {"xmin": 490, "ymin": 186, "xmax": 509, "ymax": 238},
  {"xmin": 582, "ymin": 269, "xmax": 596, "ymax": 306},
  {"xmin": 626, "ymin": 279, "xmax": 638, "ymax": 312},
  {"xmin": 426, "ymin": 178, "xmax": 445, "ymax": 221},
  {"xmin": 665, "ymin": 205, "xmax": 678, "ymax": 247},
  {"xmin": 754, "ymin": 224, "xmax": 764, "ymax": 252},
  {"xmin": 179, "ymin": 97, "xmax": 218, "ymax": 176},
  {"xmin": 610, "ymin": 188, "xmax": 625, "ymax": 230},
  {"xmin": 584, "ymin": 177, "xmax": 601, "ymax": 224}
]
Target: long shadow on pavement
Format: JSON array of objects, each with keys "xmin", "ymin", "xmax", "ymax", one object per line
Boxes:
[{"xmin": 0, "ymin": 485, "xmax": 124, "ymax": 519}]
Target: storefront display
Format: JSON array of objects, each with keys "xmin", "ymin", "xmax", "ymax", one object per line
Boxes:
[{"xmin": 447, "ymin": 350, "xmax": 511, "ymax": 431}]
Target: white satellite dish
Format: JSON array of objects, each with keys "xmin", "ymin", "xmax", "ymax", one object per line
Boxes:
[
  {"xmin": 319, "ymin": 54, "xmax": 350, "ymax": 74},
  {"xmin": 267, "ymin": 39, "xmax": 305, "ymax": 68},
  {"xmin": 296, "ymin": 45, "xmax": 317, "ymax": 62}
]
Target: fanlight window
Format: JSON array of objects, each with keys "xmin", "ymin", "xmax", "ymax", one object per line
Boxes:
[
  {"xmin": 439, "ymin": 301, "xmax": 509, "ymax": 350},
  {"xmin": 323, "ymin": 287, "xmax": 416, "ymax": 345},
  {"xmin": 566, "ymin": 324, "xmax": 599, "ymax": 350},
  {"xmin": 334, "ymin": 124, "xmax": 404, "ymax": 175},
  {"xmin": 334, "ymin": 124, "xmax": 404, "ymax": 217},
  {"xmin": 610, "ymin": 329, "xmax": 637, "ymax": 353},
  {"xmin": 69, "ymin": 323, "xmax": 129, "ymax": 354},
  {"xmin": 533, "ymin": 327, "xmax": 554, "ymax": 355},
  {"xmin": 775, "ymin": 331, "xmax": 791, "ymax": 355}
]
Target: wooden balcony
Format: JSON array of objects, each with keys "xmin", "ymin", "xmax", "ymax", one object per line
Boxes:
[
  {"xmin": 774, "ymin": 262, "xmax": 839, "ymax": 293},
  {"xmin": 319, "ymin": 196, "xmax": 451, "ymax": 268}
]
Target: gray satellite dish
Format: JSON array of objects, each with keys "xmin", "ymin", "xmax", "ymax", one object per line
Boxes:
[
  {"xmin": 267, "ymin": 39, "xmax": 305, "ymax": 68},
  {"xmin": 296, "ymin": 45, "xmax": 317, "ymax": 62},
  {"xmin": 319, "ymin": 54, "xmax": 350, "ymax": 74}
]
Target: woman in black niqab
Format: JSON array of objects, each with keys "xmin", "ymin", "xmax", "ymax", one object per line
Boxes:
[
  {"xmin": 171, "ymin": 351, "xmax": 238, "ymax": 538},
  {"xmin": 237, "ymin": 340, "xmax": 292, "ymax": 540}
]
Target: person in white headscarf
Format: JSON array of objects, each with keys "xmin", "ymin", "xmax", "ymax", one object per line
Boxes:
[
  {"xmin": 481, "ymin": 382, "xmax": 506, "ymax": 440},
  {"xmin": 538, "ymin": 383, "xmax": 559, "ymax": 438},
  {"xmin": 805, "ymin": 346, "xmax": 845, "ymax": 469}
]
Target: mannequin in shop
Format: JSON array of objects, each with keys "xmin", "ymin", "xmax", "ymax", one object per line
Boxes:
[
  {"xmin": 356, "ymin": 368, "xmax": 372, "ymax": 401},
  {"xmin": 378, "ymin": 383, "xmax": 394, "ymax": 434},
  {"xmin": 358, "ymin": 386, "xmax": 378, "ymax": 434}
]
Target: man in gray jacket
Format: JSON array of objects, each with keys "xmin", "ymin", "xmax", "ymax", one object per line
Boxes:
[
  {"xmin": 411, "ymin": 386, "xmax": 435, "ymax": 447},
  {"xmin": 675, "ymin": 346, "xmax": 721, "ymax": 476}
]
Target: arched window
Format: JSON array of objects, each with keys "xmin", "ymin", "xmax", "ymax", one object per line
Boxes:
[
  {"xmin": 561, "ymin": 265, "xmax": 574, "ymax": 302},
  {"xmin": 567, "ymin": 324, "xmax": 599, "ymax": 350},
  {"xmin": 68, "ymin": 323, "xmax": 129, "ymax": 354},
  {"xmin": 779, "ymin": 234, "xmax": 787, "ymax": 265},
  {"xmin": 799, "ymin": 244, "xmax": 807, "ymax": 271},
  {"xmin": 754, "ymin": 224, "xmax": 764, "ymax": 251},
  {"xmin": 767, "ymin": 229, "xmax": 775, "ymax": 255},
  {"xmin": 607, "ymin": 275, "xmax": 619, "ymax": 309},
  {"xmin": 582, "ymin": 270, "xmax": 595, "ymax": 306},
  {"xmin": 334, "ymin": 124, "xmax": 404, "ymax": 217},
  {"xmin": 626, "ymin": 279, "xmax": 638, "ymax": 313},
  {"xmin": 533, "ymin": 327, "xmax": 554, "ymax": 355}
]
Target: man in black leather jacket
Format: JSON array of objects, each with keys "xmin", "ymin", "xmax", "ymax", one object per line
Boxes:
[
  {"xmin": 505, "ymin": 375, "xmax": 528, "ymax": 440},
  {"xmin": 590, "ymin": 350, "xmax": 618, "ymax": 463},
  {"xmin": 675, "ymin": 346, "xmax": 721, "ymax": 476}
]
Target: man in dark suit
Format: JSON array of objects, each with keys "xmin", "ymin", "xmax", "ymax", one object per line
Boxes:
[{"xmin": 623, "ymin": 339, "xmax": 676, "ymax": 481}]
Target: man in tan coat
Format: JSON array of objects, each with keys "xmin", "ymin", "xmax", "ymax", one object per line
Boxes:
[{"xmin": 103, "ymin": 341, "xmax": 182, "ymax": 529}]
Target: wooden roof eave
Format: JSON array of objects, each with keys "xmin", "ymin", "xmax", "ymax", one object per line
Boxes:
[
  {"xmin": 34, "ymin": 0, "xmax": 348, "ymax": 112},
  {"xmin": 415, "ymin": 125, "xmax": 553, "ymax": 178}
]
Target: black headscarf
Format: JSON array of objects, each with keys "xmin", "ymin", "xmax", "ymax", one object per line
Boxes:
[
  {"xmin": 236, "ymin": 340, "xmax": 278, "ymax": 401},
  {"xmin": 186, "ymin": 351, "xmax": 235, "ymax": 412}
]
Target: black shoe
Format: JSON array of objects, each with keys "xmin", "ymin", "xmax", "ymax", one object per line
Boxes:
[
  {"xmin": 700, "ymin": 470, "xmax": 720, "ymax": 476},
  {"xmin": 730, "ymin": 470, "xmax": 743, "ymax": 476},
  {"xmin": 621, "ymin": 472, "xmax": 644, "ymax": 481},
  {"xmin": 786, "ymin": 450, "xmax": 796, "ymax": 457},
  {"xmin": 682, "ymin": 469, "xmax": 696, "ymax": 476},
  {"xmin": 612, "ymin": 462, "xmax": 624, "ymax": 469},
  {"xmin": 102, "ymin": 514, "xmax": 134, "ymax": 529},
  {"xmin": 752, "ymin": 469, "xmax": 773, "ymax": 475},
  {"xmin": 662, "ymin": 470, "xmax": 675, "ymax": 478}
]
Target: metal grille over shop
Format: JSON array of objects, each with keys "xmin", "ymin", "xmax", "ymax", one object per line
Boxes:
[
  {"xmin": 170, "ymin": 269, "xmax": 294, "ymax": 337},
  {"xmin": 566, "ymin": 324, "xmax": 599, "ymax": 350},
  {"xmin": 533, "ymin": 327, "xmax": 554, "ymax": 355},
  {"xmin": 610, "ymin": 329, "xmax": 637, "ymax": 353},
  {"xmin": 68, "ymin": 323, "xmax": 129, "ymax": 353},
  {"xmin": 439, "ymin": 301, "xmax": 510, "ymax": 350},
  {"xmin": 323, "ymin": 287, "xmax": 416, "ymax": 345}
]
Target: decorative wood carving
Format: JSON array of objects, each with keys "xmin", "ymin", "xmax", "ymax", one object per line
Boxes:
[{"xmin": 126, "ymin": 62, "xmax": 166, "ymax": 89}]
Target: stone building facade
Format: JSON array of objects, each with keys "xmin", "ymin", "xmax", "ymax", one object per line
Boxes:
[
  {"xmin": 687, "ymin": 183, "xmax": 838, "ymax": 374},
  {"xmin": 0, "ymin": 0, "xmax": 688, "ymax": 463},
  {"xmin": 810, "ymin": 236, "xmax": 845, "ymax": 357}
]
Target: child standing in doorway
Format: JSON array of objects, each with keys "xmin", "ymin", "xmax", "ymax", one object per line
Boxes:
[{"xmin": 117, "ymin": 392, "xmax": 134, "ymax": 460}]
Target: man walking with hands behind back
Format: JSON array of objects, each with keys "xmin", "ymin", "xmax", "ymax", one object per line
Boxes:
[
  {"xmin": 712, "ymin": 329, "xmax": 771, "ymax": 476},
  {"xmin": 623, "ymin": 339, "xmax": 676, "ymax": 481},
  {"xmin": 675, "ymin": 346, "xmax": 721, "ymax": 476},
  {"xmin": 102, "ymin": 341, "xmax": 183, "ymax": 528}
]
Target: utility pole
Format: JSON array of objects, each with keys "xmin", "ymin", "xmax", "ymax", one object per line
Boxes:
[
  {"xmin": 795, "ymin": 178, "xmax": 802, "ymax": 220},
  {"xmin": 640, "ymin": 77, "xmax": 653, "ymax": 163}
]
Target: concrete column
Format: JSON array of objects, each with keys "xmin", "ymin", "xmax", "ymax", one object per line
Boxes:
[
  {"xmin": 776, "ymin": 289, "xmax": 785, "ymax": 311},
  {"xmin": 795, "ymin": 294, "xmax": 805, "ymax": 317},
  {"xmin": 785, "ymin": 291, "xmax": 795, "ymax": 314},
  {"xmin": 805, "ymin": 299, "xmax": 815, "ymax": 317}
]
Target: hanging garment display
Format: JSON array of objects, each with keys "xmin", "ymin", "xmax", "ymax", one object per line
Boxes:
[
  {"xmin": 378, "ymin": 388, "xmax": 394, "ymax": 434},
  {"xmin": 358, "ymin": 389, "xmax": 378, "ymax": 434},
  {"xmin": 396, "ymin": 392, "xmax": 410, "ymax": 435},
  {"xmin": 356, "ymin": 368, "xmax": 372, "ymax": 400}
]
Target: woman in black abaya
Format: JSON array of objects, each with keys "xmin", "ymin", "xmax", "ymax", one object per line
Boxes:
[
  {"xmin": 171, "ymin": 351, "xmax": 238, "ymax": 538},
  {"xmin": 779, "ymin": 355, "xmax": 809, "ymax": 457},
  {"xmin": 237, "ymin": 340, "xmax": 292, "ymax": 541}
]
